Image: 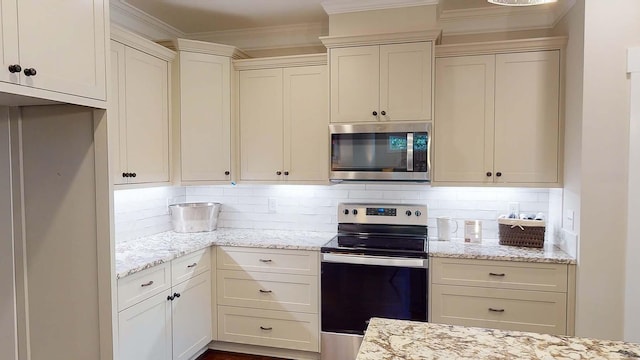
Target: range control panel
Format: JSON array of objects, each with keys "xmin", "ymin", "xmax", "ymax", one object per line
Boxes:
[{"xmin": 338, "ymin": 203, "xmax": 428, "ymax": 226}]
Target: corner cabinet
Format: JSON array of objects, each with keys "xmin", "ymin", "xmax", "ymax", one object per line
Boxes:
[
  {"xmin": 321, "ymin": 31, "xmax": 440, "ymax": 123},
  {"xmin": 433, "ymin": 38, "xmax": 565, "ymax": 186},
  {"xmin": 161, "ymin": 39, "xmax": 249, "ymax": 184},
  {"xmin": 235, "ymin": 55, "xmax": 328, "ymax": 182},
  {"xmin": 109, "ymin": 26, "xmax": 176, "ymax": 185},
  {"xmin": 430, "ymin": 257, "xmax": 575, "ymax": 336},
  {"xmin": 0, "ymin": 0, "xmax": 107, "ymax": 107}
]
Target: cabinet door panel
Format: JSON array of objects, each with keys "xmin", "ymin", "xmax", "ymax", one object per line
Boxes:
[
  {"xmin": 124, "ymin": 47, "xmax": 169, "ymax": 184},
  {"xmin": 434, "ymin": 55, "xmax": 495, "ymax": 182},
  {"xmin": 240, "ymin": 68, "xmax": 283, "ymax": 181},
  {"xmin": 380, "ymin": 42, "xmax": 432, "ymax": 121},
  {"xmin": 330, "ymin": 46, "xmax": 379, "ymax": 123},
  {"xmin": 283, "ymin": 65, "xmax": 328, "ymax": 181},
  {"xmin": 172, "ymin": 272, "xmax": 212, "ymax": 360},
  {"xmin": 16, "ymin": 0, "xmax": 106, "ymax": 100},
  {"xmin": 180, "ymin": 52, "xmax": 231, "ymax": 182},
  {"xmin": 0, "ymin": 0, "xmax": 19, "ymax": 84},
  {"xmin": 109, "ymin": 41, "xmax": 127, "ymax": 185},
  {"xmin": 118, "ymin": 290, "xmax": 172, "ymax": 360},
  {"xmin": 494, "ymin": 51, "xmax": 560, "ymax": 183}
]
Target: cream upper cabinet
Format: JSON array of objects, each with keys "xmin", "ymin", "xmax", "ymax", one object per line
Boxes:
[
  {"xmin": 238, "ymin": 56, "xmax": 328, "ymax": 183},
  {"xmin": 434, "ymin": 48, "xmax": 561, "ymax": 185},
  {"xmin": 109, "ymin": 28, "xmax": 174, "ymax": 186},
  {"xmin": 240, "ymin": 68, "xmax": 284, "ymax": 181},
  {"xmin": 494, "ymin": 51, "xmax": 560, "ymax": 183},
  {"xmin": 178, "ymin": 51, "xmax": 231, "ymax": 182},
  {"xmin": 329, "ymin": 42, "xmax": 432, "ymax": 123},
  {"xmin": 0, "ymin": 0, "xmax": 107, "ymax": 106}
]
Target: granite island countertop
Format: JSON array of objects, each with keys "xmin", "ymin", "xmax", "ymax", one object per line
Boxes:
[
  {"xmin": 115, "ymin": 228, "xmax": 336, "ymax": 278},
  {"xmin": 357, "ymin": 318, "xmax": 640, "ymax": 360}
]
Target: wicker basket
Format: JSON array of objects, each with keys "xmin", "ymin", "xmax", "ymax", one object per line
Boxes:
[{"xmin": 498, "ymin": 218, "xmax": 546, "ymax": 248}]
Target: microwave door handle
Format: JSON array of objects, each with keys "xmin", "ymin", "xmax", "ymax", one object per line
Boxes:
[
  {"xmin": 407, "ymin": 133, "xmax": 414, "ymax": 172},
  {"xmin": 427, "ymin": 132, "xmax": 431, "ymax": 174}
]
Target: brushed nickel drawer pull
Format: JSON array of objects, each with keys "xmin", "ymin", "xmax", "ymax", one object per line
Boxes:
[
  {"xmin": 489, "ymin": 308, "xmax": 505, "ymax": 312},
  {"xmin": 259, "ymin": 289, "xmax": 272, "ymax": 293},
  {"xmin": 260, "ymin": 326, "xmax": 273, "ymax": 331},
  {"xmin": 140, "ymin": 280, "xmax": 154, "ymax": 287},
  {"xmin": 187, "ymin": 263, "xmax": 198, "ymax": 268},
  {"xmin": 489, "ymin": 272, "xmax": 506, "ymax": 277},
  {"xmin": 259, "ymin": 259, "xmax": 272, "ymax": 263}
]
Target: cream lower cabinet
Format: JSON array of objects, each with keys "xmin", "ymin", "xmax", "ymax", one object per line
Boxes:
[
  {"xmin": 216, "ymin": 247, "xmax": 320, "ymax": 352},
  {"xmin": 434, "ymin": 47, "xmax": 561, "ymax": 185},
  {"xmin": 109, "ymin": 27, "xmax": 175, "ymax": 185},
  {"xmin": 0, "ymin": 0, "xmax": 107, "ymax": 107},
  {"xmin": 118, "ymin": 249, "xmax": 212, "ymax": 360},
  {"xmin": 328, "ymin": 42, "xmax": 433, "ymax": 123},
  {"xmin": 237, "ymin": 56, "xmax": 328, "ymax": 182},
  {"xmin": 430, "ymin": 257, "xmax": 574, "ymax": 335}
]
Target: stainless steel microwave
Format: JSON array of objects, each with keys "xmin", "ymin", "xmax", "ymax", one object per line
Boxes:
[{"xmin": 329, "ymin": 122, "xmax": 431, "ymax": 182}]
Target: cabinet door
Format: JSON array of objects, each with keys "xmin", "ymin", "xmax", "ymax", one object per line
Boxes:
[
  {"xmin": 380, "ymin": 42, "xmax": 432, "ymax": 121},
  {"xmin": 494, "ymin": 51, "xmax": 560, "ymax": 183},
  {"xmin": 118, "ymin": 290, "xmax": 172, "ymax": 360},
  {"xmin": 172, "ymin": 272, "xmax": 212, "ymax": 360},
  {"xmin": 124, "ymin": 46, "xmax": 169, "ymax": 184},
  {"xmin": 283, "ymin": 65, "xmax": 328, "ymax": 182},
  {"xmin": 179, "ymin": 52, "xmax": 231, "ymax": 182},
  {"xmin": 0, "ymin": 0, "xmax": 19, "ymax": 84},
  {"xmin": 239, "ymin": 68, "xmax": 283, "ymax": 181},
  {"xmin": 330, "ymin": 46, "xmax": 379, "ymax": 123},
  {"xmin": 434, "ymin": 55, "xmax": 495, "ymax": 183},
  {"xmin": 109, "ymin": 41, "xmax": 127, "ymax": 185},
  {"xmin": 16, "ymin": 0, "xmax": 106, "ymax": 100}
]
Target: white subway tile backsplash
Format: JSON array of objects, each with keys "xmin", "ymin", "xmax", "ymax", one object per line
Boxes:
[{"xmin": 114, "ymin": 184, "xmax": 556, "ymax": 243}]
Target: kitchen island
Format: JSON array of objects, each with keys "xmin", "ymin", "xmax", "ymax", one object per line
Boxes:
[{"xmin": 357, "ymin": 318, "xmax": 640, "ymax": 359}]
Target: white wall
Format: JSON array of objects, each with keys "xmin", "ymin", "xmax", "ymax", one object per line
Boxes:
[{"xmin": 625, "ymin": 47, "xmax": 640, "ymax": 342}]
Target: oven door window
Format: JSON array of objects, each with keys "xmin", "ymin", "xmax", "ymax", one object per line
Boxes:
[
  {"xmin": 321, "ymin": 262, "xmax": 427, "ymax": 334},
  {"xmin": 331, "ymin": 132, "xmax": 429, "ymax": 173}
]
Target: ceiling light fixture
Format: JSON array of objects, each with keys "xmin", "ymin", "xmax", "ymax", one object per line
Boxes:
[{"xmin": 487, "ymin": 0, "xmax": 557, "ymax": 6}]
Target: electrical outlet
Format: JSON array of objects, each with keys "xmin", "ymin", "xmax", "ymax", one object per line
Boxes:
[
  {"xmin": 508, "ymin": 202, "xmax": 520, "ymax": 217},
  {"xmin": 268, "ymin": 198, "xmax": 277, "ymax": 213}
]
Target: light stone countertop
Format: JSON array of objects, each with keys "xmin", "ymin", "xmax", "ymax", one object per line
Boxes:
[
  {"xmin": 357, "ymin": 317, "xmax": 640, "ymax": 360},
  {"xmin": 115, "ymin": 229, "xmax": 575, "ymax": 279},
  {"xmin": 429, "ymin": 238, "xmax": 576, "ymax": 264},
  {"xmin": 115, "ymin": 228, "xmax": 336, "ymax": 278}
]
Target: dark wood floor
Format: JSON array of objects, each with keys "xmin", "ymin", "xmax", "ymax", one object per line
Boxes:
[{"xmin": 197, "ymin": 349, "xmax": 289, "ymax": 360}]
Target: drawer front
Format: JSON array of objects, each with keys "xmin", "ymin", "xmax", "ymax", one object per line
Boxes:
[
  {"xmin": 431, "ymin": 258, "xmax": 568, "ymax": 292},
  {"xmin": 217, "ymin": 247, "xmax": 318, "ymax": 276},
  {"xmin": 217, "ymin": 306, "xmax": 319, "ymax": 352},
  {"xmin": 172, "ymin": 248, "xmax": 211, "ymax": 285},
  {"xmin": 118, "ymin": 263, "xmax": 171, "ymax": 311},
  {"xmin": 431, "ymin": 284, "xmax": 567, "ymax": 335},
  {"xmin": 217, "ymin": 270, "xmax": 318, "ymax": 314}
]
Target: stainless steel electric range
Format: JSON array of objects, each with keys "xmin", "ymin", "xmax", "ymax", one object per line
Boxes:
[{"xmin": 320, "ymin": 203, "xmax": 429, "ymax": 360}]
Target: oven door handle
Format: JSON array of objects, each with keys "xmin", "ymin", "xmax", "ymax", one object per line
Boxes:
[{"xmin": 322, "ymin": 253, "xmax": 428, "ymax": 269}]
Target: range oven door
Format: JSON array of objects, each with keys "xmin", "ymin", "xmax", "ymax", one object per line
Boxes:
[
  {"xmin": 329, "ymin": 122, "xmax": 431, "ymax": 181},
  {"xmin": 320, "ymin": 253, "xmax": 428, "ymax": 360}
]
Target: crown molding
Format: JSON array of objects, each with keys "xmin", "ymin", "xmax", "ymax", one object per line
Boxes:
[
  {"xmin": 439, "ymin": 4, "xmax": 559, "ymax": 35},
  {"xmin": 435, "ymin": 36, "xmax": 567, "ymax": 57},
  {"xmin": 551, "ymin": 0, "xmax": 577, "ymax": 27},
  {"xmin": 233, "ymin": 53, "xmax": 327, "ymax": 71},
  {"xmin": 111, "ymin": 24, "xmax": 177, "ymax": 61},
  {"xmin": 158, "ymin": 38, "xmax": 250, "ymax": 59},
  {"xmin": 189, "ymin": 22, "xmax": 328, "ymax": 52},
  {"xmin": 320, "ymin": 30, "xmax": 442, "ymax": 48},
  {"xmin": 110, "ymin": 0, "xmax": 184, "ymax": 41},
  {"xmin": 321, "ymin": 0, "xmax": 439, "ymax": 15}
]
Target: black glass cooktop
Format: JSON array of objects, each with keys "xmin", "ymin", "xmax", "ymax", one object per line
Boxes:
[{"xmin": 321, "ymin": 224, "xmax": 428, "ymax": 258}]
